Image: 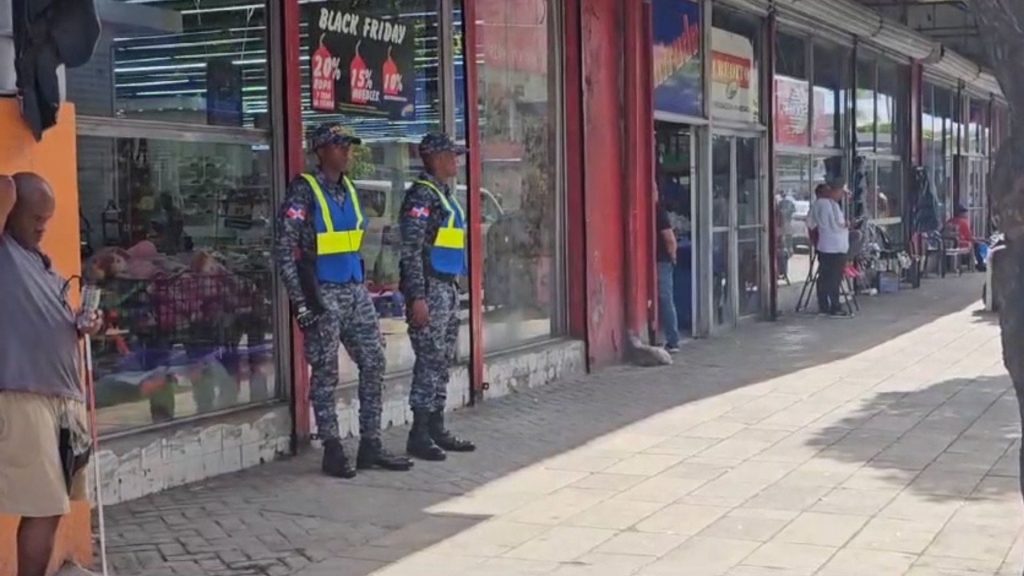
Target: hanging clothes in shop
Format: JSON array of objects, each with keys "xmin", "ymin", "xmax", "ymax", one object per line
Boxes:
[{"xmin": 11, "ymin": 0, "xmax": 100, "ymax": 139}]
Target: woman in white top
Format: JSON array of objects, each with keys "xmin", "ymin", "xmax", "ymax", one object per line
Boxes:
[{"xmin": 807, "ymin": 183, "xmax": 851, "ymax": 317}]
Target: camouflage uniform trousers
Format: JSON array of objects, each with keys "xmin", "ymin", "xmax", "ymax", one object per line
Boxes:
[
  {"xmin": 408, "ymin": 278, "xmax": 460, "ymax": 412},
  {"xmin": 304, "ymin": 282, "xmax": 385, "ymax": 441}
]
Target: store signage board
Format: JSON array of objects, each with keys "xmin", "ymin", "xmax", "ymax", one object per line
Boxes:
[
  {"xmin": 774, "ymin": 75, "xmax": 809, "ymax": 146},
  {"xmin": 652, "ymin": 0, "xmax": 702, "ymax": 118},
  {"xmin": 307, "ymin": 4, "xmax": 416, "ymax": 120},
  {"xmin": 710, "ymin": 27, "xmax": 757, "ymax": 124}
]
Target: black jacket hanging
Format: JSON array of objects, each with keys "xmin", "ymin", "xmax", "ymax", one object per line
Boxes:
[{"xmin": 11, "ymin": 0, "xmax": 100, "ymax": 140}]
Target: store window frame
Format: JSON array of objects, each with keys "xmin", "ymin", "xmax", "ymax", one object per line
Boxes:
[
  {"xmin": 773, "ymin": 26, "xmax": 851, "ymax": 158},
  {"xmin": 74, "ymin": 0, "xmax": 290, "ymax": 439},
  {"xmin": 959, "ymin": 90, "xmax": 992, "ymax": 238},
  {"xmin": 852, "ymin": 46, "xmax": 909, "ymax": 235}
]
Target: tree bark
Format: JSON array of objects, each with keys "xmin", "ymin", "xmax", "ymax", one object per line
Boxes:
[{"xmin": 970, "ymin": 0, "xmax": 1024, "ymax": 515}]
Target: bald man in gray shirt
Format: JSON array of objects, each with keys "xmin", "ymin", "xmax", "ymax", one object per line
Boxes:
[{"xmin": 0, "ymin": 173, "xmax": 102, "ymax": 576}]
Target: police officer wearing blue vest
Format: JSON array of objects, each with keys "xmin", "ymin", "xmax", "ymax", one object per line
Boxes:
[
  {"xmin": 399, "ymin": 132, "xmax": 476, "ymax": 460},
  {"xmin": 275, "ymin": 123, "xmax": 413, "ymax": 478}
]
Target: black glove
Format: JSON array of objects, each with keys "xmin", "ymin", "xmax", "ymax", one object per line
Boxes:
[{"xmin": 295, "ymin": 303, "xmax": 321, "ymax": 331}]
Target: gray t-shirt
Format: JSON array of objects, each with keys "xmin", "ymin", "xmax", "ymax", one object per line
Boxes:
[{"xmin": 0, "ymin": 233, "xmax": 82, "ymax": 399}]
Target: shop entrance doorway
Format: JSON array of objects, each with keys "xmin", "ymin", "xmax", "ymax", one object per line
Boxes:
[
  {"xmin": 655, "ymin": 122, "xmax": 697, "ymax": 341},
  {"xmin": 711, "ymin": 131, "xmax": 767, "ymax": 331}
]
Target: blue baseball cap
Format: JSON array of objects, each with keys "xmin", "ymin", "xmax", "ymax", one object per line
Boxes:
[
  {"xmin": 419, "ymin": 132, "xmax": 468, "ymax": 156},
  {"xmin": 310, "ymin": 123, "xmax": 362, "ymax": 150}
]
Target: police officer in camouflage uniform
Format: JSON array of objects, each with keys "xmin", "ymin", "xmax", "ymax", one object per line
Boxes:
[
  {"xmin": 275, "ymin": 123, "xmax": 413, "ymax": 478},
  {"xmin": 399, "ymin": 132, "xmax": 476, "ymax": 461}
]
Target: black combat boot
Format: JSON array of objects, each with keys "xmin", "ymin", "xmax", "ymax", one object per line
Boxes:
[
  {"xmin": 357, "ymin": 437, "xmax": 414, "ymax": 471},
  {"xmin": 429, "ymin": 410, "xmax": 476, "ymax": 452},
  {"xmin": 407, "ymin": 409, "xmax": 447, "ymax": 461},
  {"xmin": 322, "ymin": 438, "xmax": 357, "ymax": 479}
]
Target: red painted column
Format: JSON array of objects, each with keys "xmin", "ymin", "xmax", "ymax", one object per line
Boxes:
[
  {"xmin": 463, "ymin": 0, "xmax": 485, "ymax": 399},
  {"xmin": 622, "ymin": 0, "xmax": 654, "ymax": 340},
  {"xmin": 564, "ymin": 0, "xmax": 588, "ymax": 346},
  {"xmin": 282, "ymin": 0, "xmax": 310, "ymax": 443},
  {"xmin": 580, "ymin": 0, "xmax": 626, "ymax": 365}
]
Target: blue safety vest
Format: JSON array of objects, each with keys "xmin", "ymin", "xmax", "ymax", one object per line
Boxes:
[
  {"xmin": 304, "ymin": 173, "xmax": 366, "ymax": 284},
  {"xmin": 415, "ymin": 179, "xmax": 467, "ymax": 276}
]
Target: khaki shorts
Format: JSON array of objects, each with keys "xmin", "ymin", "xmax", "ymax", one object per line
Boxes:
[{"xmin": 0, "ymin": 391, "xmax": 89, "ymax": 517}]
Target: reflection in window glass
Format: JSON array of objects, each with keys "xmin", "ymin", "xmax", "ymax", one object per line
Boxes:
[
  {"xmin": 67, "ymin": 0, "xmax": 270, "ymax": 128},
  {"xmin": 712, "ymin": 135, "xmax": 732, "ymax": 227},
  {"xmin": 775, "ymin": 155, "xmax": 809, "ymax": 281},
  {"xmin": 812, "ymin": 42, "xmax": 848, "ymax": 149},
  {"xmin": 876, "ymin": 59, "xmax": 906, "ymax": 155},
  {"xmin": 477, "ymin": 0, "xmax": 564, "ymax": 352},
  {"xmin": 855, "ymin": 55, "xmax": 876, "ymax": 151},
  {"xmin": 969, "ymin": 99, "xmax": 986, "ymax": 155},
  {"xmin": 876, "ymin": 160, "xmax": 902, "ymax": 221},
  {"xmin": 738, "ymin": 227, "xmax": 761, "ymax": 317},
  {"xmin": 79, "ymin": 136, "xmax": 277, "ymax": 434},
  {"xmin": 775, "ymin": 33, "xmax": 809, "ymax": 147}
]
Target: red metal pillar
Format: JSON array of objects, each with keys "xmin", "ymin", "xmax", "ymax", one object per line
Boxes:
[
  {"xmin": 463, "ymin": 0, "xmax": 485, "ymax": 400},
  {"xmin": 282, "ymin": 0, "xmax": 310, "ymax": 443},
  {"xmin": 563, "ymin": 0, "xmax": 588, "ymax": 346},
  {"xmin": 623, "ymin": 0, "xmax": 654, "ymax": 340}
]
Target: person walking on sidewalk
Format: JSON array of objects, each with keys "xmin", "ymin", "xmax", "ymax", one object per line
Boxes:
[
  {"xmin": 656, "ymin": 200, "xmax": 680, "ymax": 352},
  {"xmin": 399, "ymin": 132, "xmax": 476, "ymax": 461},
  {"xmin": 808, "ymin": 183, "xmax": 851, "ymax": 318},
  {"xmin": 0, "ymin": 173, "xmax": 102, "ymax": 576},
  {"xmin": 275, "ymin": 123, "xmax": 412, "ymax": 478}
]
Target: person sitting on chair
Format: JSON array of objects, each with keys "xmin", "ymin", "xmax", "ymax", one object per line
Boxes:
[{"xmin": 946, "ymin": 204, "xmax": 986, "ymax": 272}]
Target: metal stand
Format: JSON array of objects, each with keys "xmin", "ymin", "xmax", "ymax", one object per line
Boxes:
[{"xmin": 795, "ymin": 250, "xmax": 859, "ymax": 315}]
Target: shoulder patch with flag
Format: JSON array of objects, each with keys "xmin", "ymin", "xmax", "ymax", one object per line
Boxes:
[
  {"xmin": 285, "ymin": 203, "xmax": 306, "ymax": 221},
  {"xmin": 409, "ymin": 205, "xmax": 431, "ymax": 220}
]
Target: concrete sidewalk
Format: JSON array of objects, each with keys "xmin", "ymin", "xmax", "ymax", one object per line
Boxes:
[{"xmin": 101, "ymin": 275, "xmax": 1024, "ymax": 576}]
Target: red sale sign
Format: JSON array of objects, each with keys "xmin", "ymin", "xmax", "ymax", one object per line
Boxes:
[
  {"xmin": 383, "ymin": 46, "xmax": 402, "ymax": 98},
  {"xmin": 311, "ymin": 41, "xmax": 337, "ymax": 112}
]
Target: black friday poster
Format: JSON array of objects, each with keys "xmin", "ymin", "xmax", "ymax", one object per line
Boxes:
[{"xmin": 308, "ymin": 4, "xmax": 417, "ymax": 120}]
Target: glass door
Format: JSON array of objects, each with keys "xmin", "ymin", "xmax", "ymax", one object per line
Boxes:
[
  {"xmin": 655, "ymin": 123, "xmax": 697, "ymax": 338},
  {"xmin": 736, "ymin": 137, "xmax": 764, "ymax": 318},
  {"xmin": 711, "ymin": 135, "xmax": 734, "ymax": 329},
  {"xmin": 710, "ymin": 133, "xmax": 765, "ymax": 331}
]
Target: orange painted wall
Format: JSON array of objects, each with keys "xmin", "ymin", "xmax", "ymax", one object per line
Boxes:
[{"xmin": 0, "ymin": 100, "xmax": 93, "ymax": 575}]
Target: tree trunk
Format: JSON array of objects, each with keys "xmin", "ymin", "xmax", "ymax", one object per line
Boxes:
[{"xmin": 971, "ymin": 0, "xmax": 1024, "ymax": 524}]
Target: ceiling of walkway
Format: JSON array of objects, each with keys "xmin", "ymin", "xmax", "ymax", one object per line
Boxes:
[{"xmin": 854, "ymin": 0, "xmax": 990, "ymax": 68}]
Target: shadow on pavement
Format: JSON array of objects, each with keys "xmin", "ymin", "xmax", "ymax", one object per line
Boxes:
[
  {"xmin": 806, "ymin": 374, "xmax": 1020, "ymax": 504},
  {"xmin": 102, "ymin": 277, "xmax": 989, "ymax": 576}
]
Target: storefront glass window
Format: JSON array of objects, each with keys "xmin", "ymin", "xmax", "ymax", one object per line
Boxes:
[
  {"xmin": 855, "ymin": 55, "xmax": 876, "ymax": 151},
  {"xmin": 79, "ymin": 136, "xmax": 276, "ymax": 432},
  {"xmin": 876, "ymin": 159, "xmax": 902, "ymax": 222},
  {"xmin": 812, "ymin": 42, "xmax": 849, "ymax": 150},
  {"xmin": 876, "ymin": 59, "xmax": 906, "ymax": 156},
  {"xmin": 969, "ymin": 99, "xmax": 986, "ymax": 155},
  {"xmin": 775, "ymin": 155, "xmax": 809, "ymax": 284},
  {"xmin": 70, "ymin": 0, "xmax": 277, "ymax": 433},
  {"xmin": 711, "ymin": 8, "xmax": 761, "ymax": 124},
  {"xmin": 67, "ymin": 1, "xmax": 269, "ymax": 127},
  {"xmin": 775, "ymin": 33, "xmax": 808, "ymax": 147},
  {"xmin": 476, "ymin": 0, "xmax": 564, "ymax": 351},
  {"xmin": 652, "ymin": 0, "xmax": 703, "ymax": 118}
]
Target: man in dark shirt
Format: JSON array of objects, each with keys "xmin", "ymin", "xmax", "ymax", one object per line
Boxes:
[{"xmin": 656, "ymin": 201, "xmax": 680, "ymax": 352}]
